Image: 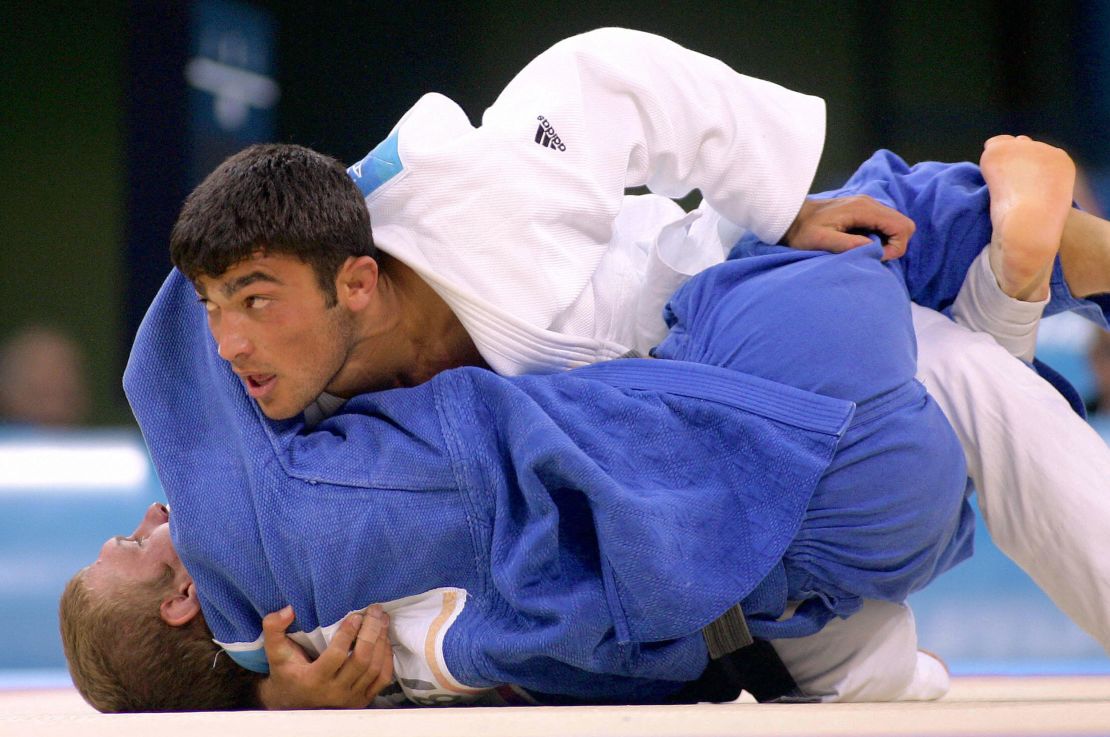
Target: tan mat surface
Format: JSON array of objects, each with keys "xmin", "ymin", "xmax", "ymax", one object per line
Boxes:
[{"xmin": 2, "ymin": 676, "xmax": 1109, "ymax": 737}]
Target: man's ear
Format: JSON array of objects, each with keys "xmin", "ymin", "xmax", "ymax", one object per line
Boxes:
[
  {"xmin": 336, "ymin": 256, "xmax": 380, "ymax": 311},
  {"xmin": 160, "ymin": 581, "xmax": 201, "ymax": 627}
]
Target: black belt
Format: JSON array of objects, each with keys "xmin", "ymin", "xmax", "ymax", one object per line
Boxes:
[{"xmin": 670, "ymin": 603, "xmax": 799, "ymax": 704}]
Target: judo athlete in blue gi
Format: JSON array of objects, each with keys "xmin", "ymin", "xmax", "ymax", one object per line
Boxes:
[{"xmin": 114, "ymin": 236, "xmax": 969, "ymax": 709}]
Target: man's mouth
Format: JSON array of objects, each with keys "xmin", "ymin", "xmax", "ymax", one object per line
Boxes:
[{"xmin": 243, "ymin": 373, "xmax": 277, "ymax": 399}]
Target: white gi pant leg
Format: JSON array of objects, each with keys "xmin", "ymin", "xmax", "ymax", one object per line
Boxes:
[
  {"xmin": 950, "ymin": 249, "xmax": 1047, "ymax": 363},
  {"xmin": 772, "ymin": 600, "xmax": 948, "ymax": 702},
  {"xmin": 913, "ymin": 302, "xmax": 1110, "ymax": 651}
]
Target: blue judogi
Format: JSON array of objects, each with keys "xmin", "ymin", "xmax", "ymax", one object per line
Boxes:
[
  {"xmin": 124, "ymin": 235, "xmax": 970, "ymax": 703},
  {"xmin": 654, "ymin": 243, "xmax": 972, "ymax": 638}
]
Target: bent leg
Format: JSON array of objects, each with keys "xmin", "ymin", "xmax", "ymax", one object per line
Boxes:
[
  {"xmin": 913, "ymin": 303, "xmax": 1110, "ymax": 652},
  {"xmin": 659, "ymin": 247, "xmax": 971, "ymax": 701},
  {"xmin": 952, "ymin": 249, "xmax": 1045, "ymax": 362}
]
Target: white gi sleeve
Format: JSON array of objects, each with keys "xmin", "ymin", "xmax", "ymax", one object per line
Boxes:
[{"xmin": 482, "ymin": 27, "xmax": 826, "ymax": 245}]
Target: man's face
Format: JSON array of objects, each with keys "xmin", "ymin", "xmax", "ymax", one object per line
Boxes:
[
  {"xmin": 83, "ymin": 502, "xmax": 183, "ymax": 592},
  {"xmin": 195, "ymin": 253, "xmax": 354, "ymax": 420}
]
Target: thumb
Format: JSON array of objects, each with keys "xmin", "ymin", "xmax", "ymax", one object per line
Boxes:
[{"xmin": 262, "ymin": 605, "xmax": 308, "ymax": 666}]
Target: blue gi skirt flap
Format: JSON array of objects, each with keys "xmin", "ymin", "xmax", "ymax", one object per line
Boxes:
[{"xmin": 439, "ymin": 363, "xmax": 853, "ymax": 645}]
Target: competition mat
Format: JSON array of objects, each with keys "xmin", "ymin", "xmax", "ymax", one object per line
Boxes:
[{"xmin": 2, "ymin": 676, "xmax": 1109, "ymax": 737}]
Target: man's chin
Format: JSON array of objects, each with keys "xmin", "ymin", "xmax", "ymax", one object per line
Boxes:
[{"xmin": 255, "ymin": 398, "xmax": 302, "ymax": 421}]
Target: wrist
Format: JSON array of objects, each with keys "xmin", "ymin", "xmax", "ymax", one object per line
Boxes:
[
  {"xmin": 256, "ymin": 677, "xmax": 283, "ymax": 710},
  {"xmin": 780, "ymin": 200, "xmax": 811, "ymax": 246}
]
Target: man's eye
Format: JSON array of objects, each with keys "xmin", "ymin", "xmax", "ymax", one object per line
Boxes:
[
  {"xmin": 244, "ymin": 296, "xmax": 271, "ymax": 309},
  {"xmin": 197, "ymin": 297, "xmax": 216, "ymax": 313}
]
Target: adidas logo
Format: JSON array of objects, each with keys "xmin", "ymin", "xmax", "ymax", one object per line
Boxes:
[{"xmin": 534, "ymin": 115, "xmax": 566, "ymax": 151}]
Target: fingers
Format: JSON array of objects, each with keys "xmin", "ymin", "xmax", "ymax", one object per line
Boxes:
[
  {"xmin": 366, "ymin": 632, "xmax": 395, "ymax": 702},
  {"xmin": 344, "ymin": 608, "xmax": 382, "ymax": 687},
  {"xmin": 262, "ymin": 605, "xmax": 309, "ymax": 667},
  {"xmin": 830, "ymin": 197, "xmax": 914, "ymax": 260},
  {"xmin": 786, "ymin": 195, "xmax": 915, "ymax": 260},
  {"xmin": 257, "ymin": 605, "xmax": 395, "ymax": 710},
  {"xmin": 351, "ymin": 622, "xmax": 395, "ymax": 703},
  {"xmin": 816, "ymin": 229, "xmax": 875, "ymax": 253},
  {"xmin": 346, "ymin": 606, "xmax": 391, "ymax": 695},
  {"xmin": 879, "ymin": 243, "xmax": 902, "ymax": 261},
  {"xmin": 315, "ymin": 610, "xmax": 365, "ymax": 678},
  {"xmin": 361, "ymin": 609, "xmax": 394, "ymax": 699},
  {"xmin": 843, "ymin": 197, "xmax": 915, "ymax": 260}
]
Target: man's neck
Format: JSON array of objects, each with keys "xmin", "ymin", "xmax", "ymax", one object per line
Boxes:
[
  {"xmin": 390, "ymin": 258, "xmax": 487, "ymax": 381},
  {"xmin": 346, "ymin": 257, "xmax": 486, "ymax": 392}
]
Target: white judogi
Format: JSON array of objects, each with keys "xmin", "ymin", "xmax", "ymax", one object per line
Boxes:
[
  {"xmin": 342, "ymin": 28, "xmax": 1109, "ymax": 702},
  {"xmin": 357, "ymin": 28, "xmax": 821, "ymax": 374}
]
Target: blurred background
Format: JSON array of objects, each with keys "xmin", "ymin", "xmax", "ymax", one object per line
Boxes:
[{"xmin": 2, "ymin": 0, "xmax": 1109, "ymax": 688}]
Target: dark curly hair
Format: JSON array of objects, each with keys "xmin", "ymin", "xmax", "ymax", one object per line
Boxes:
[{"xmin": 170, "ymin": 144, "xmax": 377, "ymax": 306}]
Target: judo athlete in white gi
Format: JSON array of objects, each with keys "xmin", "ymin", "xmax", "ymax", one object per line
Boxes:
[
  {"xmin": 62, "ymin": 28, "xmax": 1110, "ymax": 709},
  {"xmin": 324, "ymin": 27, "xmax": 1110, "ymax": 701}
]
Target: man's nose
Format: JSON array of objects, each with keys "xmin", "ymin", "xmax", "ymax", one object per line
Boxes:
[
  {"xmin": 133, "ymin": 502, "xmax": 169, "ymax": 537},
  {"xmin": 215, "ymin": 318, "xmax": 252, "ymax": 362}
]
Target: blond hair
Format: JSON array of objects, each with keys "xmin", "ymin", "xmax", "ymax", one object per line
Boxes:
[{"xmin": 59, "ymin": 568, "xmax": 261, "ymax": 712}]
